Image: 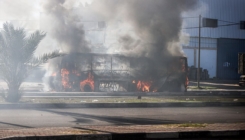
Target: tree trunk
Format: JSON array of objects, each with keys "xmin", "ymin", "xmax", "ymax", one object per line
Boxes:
[{"xmin": 6, "ymin": 82, "xmax": 21, "ymax": 102}]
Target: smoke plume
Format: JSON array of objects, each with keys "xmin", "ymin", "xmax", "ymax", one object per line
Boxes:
[
  {"xmin": 89, "ymin": 0, "xmax": 198, "ymax": 61},
  {"xmin": 0, "ymin": 0, "xmax": 199, "ymax": 58},
  {"xmin": 40, "ymin": 0, "xmax": 198, "ymax": 60},
  {"xmin": 41, "ymin": 0, "xmax": 91, "ymax": 53}
]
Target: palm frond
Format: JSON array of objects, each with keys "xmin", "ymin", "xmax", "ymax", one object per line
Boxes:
[
  {"xmin": 23, "ymin": 31, "xmax": 46, "ymax": 63},
  {"xmin": 30, "ymin": 51, "xmax": 63, "ymax": 67},
  {"xmin": 0, "ymin": 23, "xmax": 26, "ymax": 64}
]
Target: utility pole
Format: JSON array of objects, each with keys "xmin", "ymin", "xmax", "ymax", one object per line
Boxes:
[{"xmin": 197, "ymin": 15, "xmax": 201, "ymax": 88}]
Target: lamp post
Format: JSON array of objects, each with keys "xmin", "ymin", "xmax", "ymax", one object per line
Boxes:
[{"xmin": 197, "ymin": 15, "xmax": 201, "ymax": 88}]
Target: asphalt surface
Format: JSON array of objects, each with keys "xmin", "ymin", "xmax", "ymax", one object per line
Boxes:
[{"xmin": 0, "ymin": 107, "xmax": 245, "ymax": 129}]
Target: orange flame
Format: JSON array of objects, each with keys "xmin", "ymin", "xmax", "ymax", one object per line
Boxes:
[
  {"xmin": 72, "ymin": 70, "xmax": 81, "ymax": 76},
  {"xmin": 186, "ymin": 76, "xmax": 189, "ymax": 86},
  {"xmin": 136, "ymin": 80, "xmax": 152, "ymax": 92},
  {"xmin": 80, "ymin": 72, "xmax": 95, "ymax": 92},
  {"xmin": 61, "ymin": 68, "xmax": 71, "ymax": 89},
  {"xmin": 51, "ymin": 72, "xmax": 57, "ymax": 77}
]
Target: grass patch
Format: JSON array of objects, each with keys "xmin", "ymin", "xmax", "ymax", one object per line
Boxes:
[
  {"xmin": 154, "ymin": 123, "xmax": 208, "ymax": 129},
  {"xmin": 178, "ymin": 123, "xmax": 207, "ymax": 128}
]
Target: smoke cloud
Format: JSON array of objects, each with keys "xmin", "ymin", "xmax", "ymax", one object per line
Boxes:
[
  {"xmin": 0, "ymin": 0, "xmax": 199, "ymax": 59},
  {"xmin": 41, "ymin": 0, "xmax": 91, "ymax": 53},
  {"xmin": 88, "ymin": 0, "xmax": 198, "ymax": 61},
  {"xmin": 0, "ymin": 0, "xmax": 199, "ymax": 84}
]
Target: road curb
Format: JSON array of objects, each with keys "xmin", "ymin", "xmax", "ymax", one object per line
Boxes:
[
  {"xmin": 0, "ymin": 102, "xmax": 245, "ymax": 109},
  {"xmin": 2, "ymin": 130, "xmax": 245, "ymax": 140}
]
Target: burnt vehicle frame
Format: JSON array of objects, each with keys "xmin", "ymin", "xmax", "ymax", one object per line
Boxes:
[{"xmin": 45, "ymin": 53, "xmax": 188, "ymax": 92}]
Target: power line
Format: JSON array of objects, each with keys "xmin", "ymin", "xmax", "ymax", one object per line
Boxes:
[
  {"xmin": 182, "ymin": 17, "xmax": 199, "ymax": 19},
  {"xmin": 218, "ymin": 19, "xmax": 238, "ymax": 24},
  {"xmin": 188, "ymin": 41, "xmax": 217, "ymax": 44},
  {"xmin": 182, "ymin": 27, "xmax": 199, "ymax": 29},
  {"xmin": 182, "ymin": 22, "xmax": 240, "ymax": 30},
  {"xmin": 218, "ymin": 23, "xmax": 239, "ymax": 27}
]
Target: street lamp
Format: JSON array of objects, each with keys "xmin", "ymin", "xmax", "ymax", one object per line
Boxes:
[
  {"xmin": 197, "ymin": 15, "xmax": 201, "ymax": 88},
  {"xmin": 197, "ymin": 16, "xmax": 218, "ymax": 88}
]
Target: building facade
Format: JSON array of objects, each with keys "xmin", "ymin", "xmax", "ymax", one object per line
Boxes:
[{"xmin": 182, "ymin": 0, "xmax": 245, "ymax": 80}]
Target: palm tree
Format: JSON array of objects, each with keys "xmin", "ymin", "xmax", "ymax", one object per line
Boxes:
[{"xmin": 0, "ymin": 22, "xmax": 60, "ymax": 102}]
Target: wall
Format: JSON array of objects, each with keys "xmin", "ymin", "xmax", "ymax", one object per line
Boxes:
[{"xmin": 217, "ymin": 38, "xmax": 245, "ymax": 80}]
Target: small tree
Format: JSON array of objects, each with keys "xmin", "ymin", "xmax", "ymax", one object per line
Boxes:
[{"xmin": 0, "ymin": 23, "xmax": 60, "ymax": 102}]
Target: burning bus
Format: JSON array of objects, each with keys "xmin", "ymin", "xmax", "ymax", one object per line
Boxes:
[{"xmin": 44, "ymin": 53, "xmax": 188, "ymax": 92}]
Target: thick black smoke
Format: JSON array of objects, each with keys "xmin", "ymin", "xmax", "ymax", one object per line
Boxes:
[
  {"xmin": 43, "ymin": 0, "xmax": 90, "ymax": 53},
  {"xmin": 42, "ymin": 0, "xmax": 199, "ymax": 91},
  {"xmin": 1, "ymin": 0, "xmax": 199, "ymax": 59},
  {"xmin": 42, "ymin": 0, "xmax": 198, "ymax": 59},
  {"xmin": 90, "ymin": 0, "xmax": 198, "ymax": 61}
]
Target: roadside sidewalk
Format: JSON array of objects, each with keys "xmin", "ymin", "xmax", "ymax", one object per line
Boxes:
[
  {"xmin": 187, "ymin": 80, "xmax": 245, "ymax": 95},
  {"xmin": 188, "ymin": 80, "xmax": 243, "ymax": 90},
  {"xmin": 1, "ymin": 123, "xmax": 245, "ymax": 140}
]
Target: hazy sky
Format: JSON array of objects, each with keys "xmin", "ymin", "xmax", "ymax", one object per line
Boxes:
[
  {"xmin": 183, "ymin": 0, "xmax": 245, "ymax": 39},
  {"xmin": 0, "ymin": 0, "xmax": 244, "ymax": 56},
  {"xmin": 1, "ymin": 0, "xmax": 244, "ymax": 38}
]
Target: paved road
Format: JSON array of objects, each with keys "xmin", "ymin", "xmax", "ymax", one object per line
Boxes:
[{"xmin": 0, "ymin": 107, "xmax": 244, "ymax": 129}]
